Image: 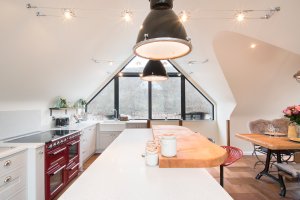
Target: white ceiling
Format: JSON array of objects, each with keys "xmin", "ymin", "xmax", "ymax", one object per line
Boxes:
[{"xmin": 0, "ymin": 0, "xmax": 299, "ymax": 115}]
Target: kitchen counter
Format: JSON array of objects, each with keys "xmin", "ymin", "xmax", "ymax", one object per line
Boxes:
[
  {"xmin": 0, "ymin": 145, "xmax": 27, "ymax": 159},
  {"xmin": 59, "ymin": 129, "xmax": 232, "ymax": 200}
]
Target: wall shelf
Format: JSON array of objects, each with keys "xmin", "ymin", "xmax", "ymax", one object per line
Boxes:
[{"xmin": 49, "ymin": 107, "xmax": 76, "ymax": 116}]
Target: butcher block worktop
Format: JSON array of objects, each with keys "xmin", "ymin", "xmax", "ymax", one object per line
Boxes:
[
  {"xmin": 152, "ymin": 125, "xmax": 227, "ymax": 168},
  {"xmin": 59, "ymin": 129, "xmax": 232, "ymax": 200}
]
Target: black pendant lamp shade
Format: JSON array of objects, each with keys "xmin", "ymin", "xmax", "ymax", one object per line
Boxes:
[
  {"xmin": 133, "ymin": 0, "xmax": 192, "ymax": 60},
  {"xmin": 141, "ymin": 60, "xmax": 168, "ymax": 81}
]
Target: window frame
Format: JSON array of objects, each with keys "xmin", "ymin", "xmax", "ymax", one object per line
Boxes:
[{"xmin": 86, "ymin": 57, "xmax": 214, "ymax": 120}]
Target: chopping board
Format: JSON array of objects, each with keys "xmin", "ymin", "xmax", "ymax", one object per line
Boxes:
[{"xmin": 152, "ymin": 125, "xmax": 227, "ymax": 168}]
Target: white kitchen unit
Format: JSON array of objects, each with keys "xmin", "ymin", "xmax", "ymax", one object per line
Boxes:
[
  {"xmin": 126, "ymin": 120, "xmax": 147, "ymax": 129},
  {"xmin": 96, "ymin": 122, "xmax": 126, "ymax": 153},
  {"xmin": 27, "ymin": 145, "xmax": 45, "ymax": 200},
  {"xmin": 80, "ymin": 125, "xmax": 97, "ymax": 169},
  {"xmin": 59, "ymin": 129, "xmax": 233, "ymax": 200},
  {"xmin": 0, "ymin": 149, "xmax": 27, "ymax": 200}
]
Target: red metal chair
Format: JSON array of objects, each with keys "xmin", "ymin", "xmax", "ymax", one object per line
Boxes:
[{"xmin": 220, "ymin": 146, "xmax": 243, "ymax": 187}]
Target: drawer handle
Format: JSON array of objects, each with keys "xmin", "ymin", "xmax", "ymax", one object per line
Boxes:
[
  {"xmin": 4, "ymin": 160, "xmax": 11, "ymax": 167},
  {"xmin": 4, "ymin": 176, "xmax": 12, "ymax": 183},
  {"xmin": 51, "ymin": 165, "xmax": 66, "ymax": 176},
  {"xmin": 50, "ymin": 147, "xmax": 66, "ymax": 155},
  {"xmin": 70, "ymin": 163, "xmax": 79, "ymax": 170},
  {"xmin": 69, "ymin": 140, "xmax": 80, "ymax": 146}
]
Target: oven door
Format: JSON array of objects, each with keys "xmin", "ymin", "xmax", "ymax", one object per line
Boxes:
[
  {"xmin": 46, "ymin": 163, "xmax": 66, "ymax": 200},
  {"xmin": 67, "ymin": 137, "xmax": 80, "ymax": 164}
]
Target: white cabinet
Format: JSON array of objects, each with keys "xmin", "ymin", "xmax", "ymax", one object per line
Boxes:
[
  {"xmin": 126, "ymin": 122, "xmax": 147, "ymax": 129},
  {"xmin": 96, "ymin": 123, "xmax": 126, "ymax": 153},
  {"xmin": 80, "ymin": 125, "xmax": 97, "ymax": 169},
  {"xmin": 0, "ymin": 150, "xmax": 27, "ymax": 200},
  {"xmin": 27, "ymin": 146, "xmax": 44, "ymax": 200}
]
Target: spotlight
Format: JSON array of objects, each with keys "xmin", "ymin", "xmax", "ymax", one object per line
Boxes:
[
  {"xmin": 179, "ymin": 11, "xmax": 189, "ymax": 23},
  {"xmin": 250, "ymin": 43, "xmax": 257, "ymax": 49},
  {"xmin": 236, "ymin": 12, "xmax": 245, "ymax": 22},
  {"xmin": 64, "ymin": 9, "xmax": 75, "ymax": 19},
  {"xmin": 122, "ymin": 10, "xmax": 133, "ymax": 22}
]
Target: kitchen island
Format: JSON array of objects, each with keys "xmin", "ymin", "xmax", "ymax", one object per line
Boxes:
[{"xmin": 59, "ymin": 129, "xmax": 232, "ymax": 200}]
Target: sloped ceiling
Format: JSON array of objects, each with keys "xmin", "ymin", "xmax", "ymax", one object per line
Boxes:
[
  {"xmin": 214, "ymin": 31, "xmax": 300, "ymax": 117},
  {"xmin": 0, "ymin": 0, "xmax": 299, "ymax": 115}
]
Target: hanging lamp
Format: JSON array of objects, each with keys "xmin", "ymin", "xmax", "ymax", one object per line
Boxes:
[
  {"xmin": 141, "ymin": 60, "xmax": 168, "ymax": 81},
  {"xmin": 133, "ymin": 0, "xmax": 192, "ymax": 60}
]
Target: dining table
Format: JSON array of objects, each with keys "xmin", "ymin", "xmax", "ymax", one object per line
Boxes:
[{"xmin": 236, "ymin": 133, "xmax": 300, "ymax": 196}]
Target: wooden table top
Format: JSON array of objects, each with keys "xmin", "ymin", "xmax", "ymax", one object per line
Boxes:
[
  {"xmin": 236, "ymin": 133, "xmax": 300, "ymax": 150},
  {"xmin": 152, "ymin": 125, "xmax": 227, "ymax": 168}
]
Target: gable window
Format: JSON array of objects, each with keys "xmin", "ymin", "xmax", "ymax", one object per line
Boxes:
[{"xmin": 87, "ymin": 56, "xmax": 214, "ymax": 120}]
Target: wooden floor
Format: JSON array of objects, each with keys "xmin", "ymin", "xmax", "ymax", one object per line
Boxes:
[
  {"xmin": 207, "ymin": 156, "xmax": 300, "ymax": 200},
  {"xmin": 56, "ymin": 155, "xmax": 300, "ymax": 200}
]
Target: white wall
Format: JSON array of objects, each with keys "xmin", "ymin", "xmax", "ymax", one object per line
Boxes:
[{"xmin": 214, "ymin": 31, "xmax": 300, "ymax": 152}]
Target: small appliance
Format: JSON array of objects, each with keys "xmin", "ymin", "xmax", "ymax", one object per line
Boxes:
[{"xmin": 55, "ymin": 117, "xmax": 69, "ymax": 127}]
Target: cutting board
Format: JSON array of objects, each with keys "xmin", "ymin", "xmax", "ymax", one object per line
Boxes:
[{"xmin": 152, "ymin": 125, "xmax": 227, "ymax": 168}]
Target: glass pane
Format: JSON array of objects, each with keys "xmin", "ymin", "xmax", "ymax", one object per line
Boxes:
[
  {"xmin": 185, "ymin": 80, "xmax": 213, "ymax": 120},
  {"xmin": 50, "ymin": 170, "xmax": 63, "ymax": 193},
  {"xmin": 152, "ymin": 78, "xmax": 181, "ymax": 119},
  {"xmin": 69, "ymin": 143, "xmax": 78, "ymax": 160},
  {"xmin": 119, "ymin": 77, "xmax": 148, "ymax": 119},
  {"xmin": 87, "ymin": 81, "xmax": 114, "ymax": 120},
  {"xmin": 122, "ymin": 56, "xmax": 178, "ymax": 73}
]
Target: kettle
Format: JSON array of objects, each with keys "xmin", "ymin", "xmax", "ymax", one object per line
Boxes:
[{"xmin": 160, "ymin": 135, "xmax": 177, "ymax": 157}]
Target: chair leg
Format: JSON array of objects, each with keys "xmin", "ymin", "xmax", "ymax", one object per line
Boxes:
[{"xmin": 220, "ymin": 165, "xmax": 224, "ymax": 187}]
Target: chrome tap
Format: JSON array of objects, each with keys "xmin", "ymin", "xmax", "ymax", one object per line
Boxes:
[{"xmin": 113, "ymin": 109, "xmax": 118, "ymax": 120}]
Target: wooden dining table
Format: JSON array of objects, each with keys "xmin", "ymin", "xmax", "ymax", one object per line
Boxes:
[{"xmin": 236, "ymin": 133, "xmax": 300, "ymax": 196}]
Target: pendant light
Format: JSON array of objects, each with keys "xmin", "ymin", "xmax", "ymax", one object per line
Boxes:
[
  {"xmin": 141, "ymin": 60, "xmax": 168, "ymax": 81},
  {"xmin": 133, "ymin": 0, "xmax": 192, "ymax": 60}
]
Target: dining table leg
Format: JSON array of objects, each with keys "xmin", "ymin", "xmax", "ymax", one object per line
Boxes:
[
  {"xmin": 256, "ymin": 149, "xmax": 272, "ymax": 179},
  {"xmin": 255, "ymin": 149, "xmax": 286, "ymax": 196}
]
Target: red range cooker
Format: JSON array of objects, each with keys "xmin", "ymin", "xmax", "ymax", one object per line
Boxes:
[
  {"xmin": 45, "ymin": 130, "xmax": 80, "ymax": 200},
  {"xmin": 7, "ymin": 129, "xmax": 81, "ymax": 200}
]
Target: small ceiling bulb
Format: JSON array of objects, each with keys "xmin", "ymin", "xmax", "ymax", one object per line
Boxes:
[
  {"xmin": 236, "ymin": 12, "xmax": 245, "ymax": 22},
  {"xmin": 250, "ymin": 43, "xmax": 257, "ymax": 49},
  {"xmin": 179, "ymin": 11, "xmax": 189, "ymax": 23},
  {"xmin": 64, "ymin": 9, "xmax": 75, "ymax": 19},
  {"xmin": 122, "ymin": 10, "xmax": 133, "ymax": 22}
]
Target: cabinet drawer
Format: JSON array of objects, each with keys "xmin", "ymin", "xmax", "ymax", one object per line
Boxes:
[
  {"xmin": 0, "ymin": 151, "xmax": 26, "ymax": 177},
  {"xmin": 0, "ymin": 167, "xmax": 27, "ymax": 200},
  {"xmin": 7, "ymin": 188, "xmax": 27, "ymax": 200}
]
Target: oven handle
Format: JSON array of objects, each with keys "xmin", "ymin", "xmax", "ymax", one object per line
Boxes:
[
  {"xmin": 70, "ymin": 163, "xmax": 80, "ymax": 171},
  {"xmin": 50, "ymin": 147, "xmax": 67, "ymax": 155},
  {"xmin": 68, "ymin": 140, "xmax": 80, "ymax": 146},
  {"xmin": 50, "ymin": 165, "xmax": 66, "ymax": 176}
]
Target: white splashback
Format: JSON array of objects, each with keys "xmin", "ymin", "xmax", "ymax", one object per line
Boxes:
[{"xmin": 0, "ymin": 110, "xmax": 41, "ymax": 140}]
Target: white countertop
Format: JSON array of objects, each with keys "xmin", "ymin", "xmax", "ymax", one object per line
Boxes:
[
  {"xmin": 59, "ymin": 129, "xmax": 232, "ymax": 200},
  {"xmin": 0, "ymin": 144, "xmax": 27, "ymax": 159}
]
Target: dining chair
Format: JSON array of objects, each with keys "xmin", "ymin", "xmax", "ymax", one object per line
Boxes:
[
  {"xmin": 220, "ymin": 146, "xmax": 243, "ymax": 187},
  {"xmin": 274, "ymin": 152, "xmax": 300, "ymax": 197}
]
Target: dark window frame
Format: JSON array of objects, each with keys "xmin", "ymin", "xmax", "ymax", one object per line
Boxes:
[{"xmin": 86, "ymin": 57, "xmax": 215, "ymax": 120}]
